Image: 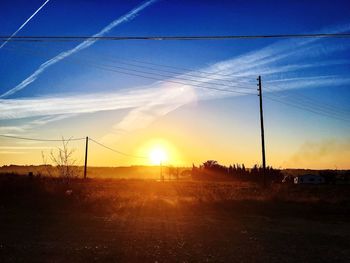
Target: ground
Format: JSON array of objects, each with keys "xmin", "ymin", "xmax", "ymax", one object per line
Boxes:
[{"xmin": 0, "ymin": 177, "xmax": 349, "ymax": 262}]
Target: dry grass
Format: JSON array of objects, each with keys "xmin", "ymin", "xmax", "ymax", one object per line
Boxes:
[{"xmin": 0, "ymin": 175, "xmax": 349, "ymax": 262}]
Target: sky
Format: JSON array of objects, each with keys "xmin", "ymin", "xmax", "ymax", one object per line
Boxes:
[{"xmin": 0, "ymin": 0, "xmax": 350, "ymax": 169}]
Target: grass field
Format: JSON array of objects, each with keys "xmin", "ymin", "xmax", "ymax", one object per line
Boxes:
[{"xmin": 0, "ymin": 175, "xmax": 349, "ymax": 262}]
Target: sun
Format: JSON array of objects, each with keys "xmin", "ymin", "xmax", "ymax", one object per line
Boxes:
[
  {"xmin": 149, "ymin": 147, "xmax": 168, "ymax": 165},
  {"xmin": 138, "ymin": 138, "xmax": 180, "ymax": 166}
]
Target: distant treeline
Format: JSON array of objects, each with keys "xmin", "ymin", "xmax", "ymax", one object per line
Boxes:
[
  {"xmin": 192, "ymin": 160, "xmax": 282, "ymax": 183},
  {"xmin": 0, "ymin": 165, "xmax": 191, "ymax": 180}
]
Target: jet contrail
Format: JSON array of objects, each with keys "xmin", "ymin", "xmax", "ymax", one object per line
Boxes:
[
  {"xmin": 0, "ymin": 0, "xmax": 158, "ymax": 98},
  {"xmin": 0, "ymin": 0, "xmax": 51, "ymax": 49}
]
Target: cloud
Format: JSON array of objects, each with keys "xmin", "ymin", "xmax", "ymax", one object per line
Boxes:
[
  {"xmin": 0, "ymin": 0, "xmax": 158, "ymax": 98},
  {"xmin": 1, "ymin": 23, "xmax": 350, "ymax": 139},
  {"xmin": 0, "ymin": 114, "xmax": 75, "ymax": 134},
  {"xmin": 102, "ymin": 84, "xmax": 197, "ymax": 143},
  {"xmin": 0, "ymin": 0, "xmax": 51, "ymax": 49},
  {"xmin": 97, "ymin": 27, "xmax": 350, "ymax": 142},
  {"xmin": 0, "ymin": 115, "xmax": 80, "ymax": 151},
  {"xmin": 1, "ymin": 33, "xmax": 350, "ymax": 137},
  {"xmin": 0, "ymin": 85, "xmax": 192, "ymax": 120}
]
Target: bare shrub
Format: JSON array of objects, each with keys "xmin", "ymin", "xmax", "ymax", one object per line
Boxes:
[{"xmin": 42, "ymin": 138, "xmax": 81, "ymax": 181}]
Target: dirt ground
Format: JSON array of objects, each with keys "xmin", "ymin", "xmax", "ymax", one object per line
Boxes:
[{"xmin": 0, "ymin": 177, "xmax": 349, "ymax": 262}]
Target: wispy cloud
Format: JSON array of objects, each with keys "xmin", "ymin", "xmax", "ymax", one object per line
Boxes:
[
  {"xmin": 102, "ymin": 84, "xmax": 197, "ymax": 143},
  {"xmin": 193, "ymin": 24, "xmax": 350, "ymax": 83},
  {"xmin": 1, "ymin": 23, "xmax": 350, "ymax": 139},
  {"xmin": 0, "ymin": 114, "xmax": 75, "ymax": 134},
  {"xmin": 0, "ymin": 84, "xmax": 198, "ymax": 120},
  {"xmin": 0, "ymin": 0, "xmax": 158, "ymax": 98},
  {"xmin": 99, "ymin": 26, "xmax": 350, "ymax": 142},
  {"xmin": 0, "ymin": 0, "xmax": 51, "ymax": 49}
]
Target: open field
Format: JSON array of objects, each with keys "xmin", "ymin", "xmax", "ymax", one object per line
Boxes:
[{"xmin": 0, "ymin": 175, "xmax": 349, "ymax": 262}]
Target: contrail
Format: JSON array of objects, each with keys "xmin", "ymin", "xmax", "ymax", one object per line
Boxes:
[
  {"xmin": 0, "ymin": 0, "xmax": 51, "ymax": 49},
  {"xmin": 0, "ymin": 0, "xmax": 158, "ymax": 98}
]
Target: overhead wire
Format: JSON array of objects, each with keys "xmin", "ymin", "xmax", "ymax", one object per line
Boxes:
[
  {"xmin": 3, "ymin": 39, "xmax": 257, "ymax": 84},
  {"xmin": 89, "ymin": 56, "xmax": 254, "ymax": 86},
  {"xmin": 265, "ymin": 83, "xmax": 350, "ymax": 115},
  {"xmin": 2, "ymin": 41, "xmax": 349, "ymax": 122},
  {"xmin": 84, "ymin": 52, "xmax": 255, "ymax": 83},
  {"xmin": 89, "ymin": 138, "xmax": 147, "ymax": 159},
  {"xmin": 1, "ymin": 33, "xmax": 350, "ymax": 42},
  {"xmin": 263, "ymin": 95, "xmax": 350, "ymax": 122},
  {"xmin": 8, "ymin": 41, "xmax": 255, "ymax": 86},
  {"xmin": 81, "ymin": 59, "xmax": 255, "ymax": 91},
  {"xmin": 2, "ymin": 43, "xmax": 256, "ymax": 95},
  {"xmin": 262, "ymin": 84, "xmax": 350, "ymax": 122},
  {"xmin": 262, "ymin": 84, "xmax": 350, "ymax": 120},
  {"xmin": 3, "ymin": 42, "xmax": 256, "ymax": 87},
  {"xmin": 0, "ymin": 134, "xmax": 86, "ymax": 142},
  {"xmin": 0, "ymin": 134, "xmax": 147, "ymax": 159}
]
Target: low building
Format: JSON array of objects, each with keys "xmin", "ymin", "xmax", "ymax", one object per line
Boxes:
[{"xmin": 294, "ymin": 174, "xmax": 325, "ymax": 184}]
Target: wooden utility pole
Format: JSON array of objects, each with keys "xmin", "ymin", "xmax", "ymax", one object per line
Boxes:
[
  {"xmin": 84, "ymin": 136, "xmax": 89, "ymax": 179},
  {"xmin": 160, "ymin": 160, "xmax": 163, "ymax": 181},
  {"xmin": 257, "ymin": 76, "xmax": 266, "ymax": 186}
]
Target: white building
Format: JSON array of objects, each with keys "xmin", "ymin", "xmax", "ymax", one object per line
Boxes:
[{"xmin": 294, "ymin": 174, "xmax": 325, "ymax": 184}]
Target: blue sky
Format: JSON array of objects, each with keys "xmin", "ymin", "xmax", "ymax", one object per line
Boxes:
[{"xmin": 0, "ymin": 0, "xmax": 350, "ymax": 168}]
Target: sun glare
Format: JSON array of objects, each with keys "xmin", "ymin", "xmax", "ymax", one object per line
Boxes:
[
  {"xmin": 149, "ymin": 147, "xmax": 168, "ymax": 165},
  {"xmin": 138, "ymin": 138, "xmax": 181, "ymax": 166}
]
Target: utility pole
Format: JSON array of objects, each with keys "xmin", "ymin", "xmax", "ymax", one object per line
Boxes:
[
  {"xmin": 257, "ymin": 76, "xmax": 266, "ymax": 186},
  {"xmin": 84, "ymin": 136, "xmax": 89, "ymax": 179}
]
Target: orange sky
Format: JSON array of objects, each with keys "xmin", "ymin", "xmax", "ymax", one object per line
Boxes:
[{"xmin": 1, "ymin": 98, "xmax": 349, "ymax": 170}]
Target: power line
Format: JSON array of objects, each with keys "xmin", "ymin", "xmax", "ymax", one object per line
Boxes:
[
  {"xmin": 90, "ymin": 56, "xmax": 254, "ymax": 86},
  {"xmin": 263, "ymin": 85, "xmax": 350, "ymax": 120},
  {"xmin": 86, "ymin": 65, "xmax": 252, "ymax": 95},
  {"xmin": 81, "ymin": 58, "xmax": 255, "ymax": 91},
  {"xmin": 0, "ymin": 134, "xmax": 147, "ymax": 158},
  {"xmin": 265, "ymin": 84, "xmax": 350, "ymax": 115},
  {"xmin": 4, "ymin": 42, "xmax": 255, "ymax": 87},
  {"xmin": 264, "ymin": 94, "xmax": 350, "ymax": 122},
  {"xmin": 2, "ymin": 44, "xmax": 256, "ymax": 95},
  {"xmin": 5, "ymin": 40, "xmax": 256, "ymax": 83},
  {"xmin": 1, "ymin": 33, "xmax": 350, "ymax": 42},
  {"xmin": 4, "ymin": 43, "xmax": 350, "ymax": 121},
  {"xmin": 78, "ymin": 61, "xmax": 255, "ymax": 95},
  {"xmin": 0, "ymin": 134, "xmax": 86, "ymax": 142},
  {"xmin": 3, "ymin": 44, "xmax": 255, "ymax": 90},
  {"xmin": 89, "ymin": 138, "xmax": 147, "ymax": 159},
  {"xmin": 82, "ymin": 52, "xmax": 254, "ymax": 83},
  {"xmin": 2, "ymin": 43, "xmax": 349, "ymax": 123}
]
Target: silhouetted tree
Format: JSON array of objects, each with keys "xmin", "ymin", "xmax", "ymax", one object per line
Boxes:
[{"xmin": 192, "ymin": 160, "xmax": 282, "ymax": 183}]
